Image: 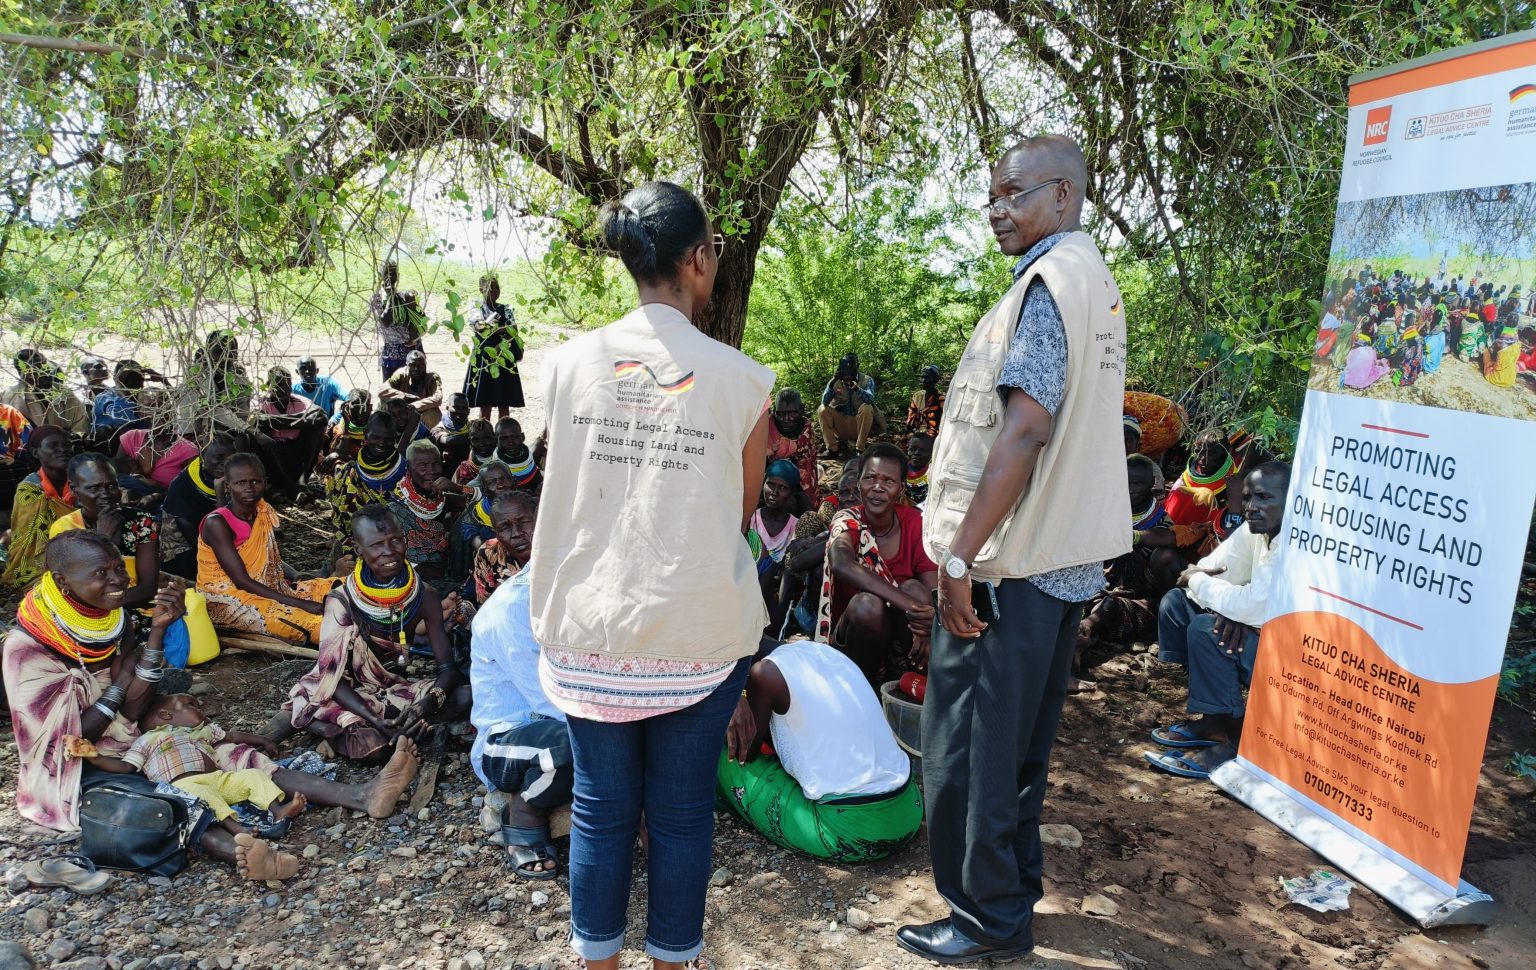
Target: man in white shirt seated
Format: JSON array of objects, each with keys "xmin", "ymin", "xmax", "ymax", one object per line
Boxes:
[
  {"xmin": 1145, "ymin": 461, "xmax": 1290, "ymax": 780},
  {"xmin": 470, "ymin": 558, "xmax": 572, "ymax": 881},
  {"xmin": 717, "ymin": 638, "xmax": 924, "ymax": 863}
]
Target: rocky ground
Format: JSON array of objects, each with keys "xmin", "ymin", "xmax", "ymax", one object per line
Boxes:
[
  {"xmin": 0, "ymin": 619, "xmax": 1532, "ymax": 970},
  {"xmin": 1, "ymin": 323, "xmax": 1534, "ymax": 969}
]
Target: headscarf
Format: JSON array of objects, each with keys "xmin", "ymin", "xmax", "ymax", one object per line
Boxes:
[
  {"xmin": 26, "ymin": 423, "xmax": 68, "ymax": 455},
  {"xmin": 766, "ymin": 458, "xmax": 800, "ymax": 490}
]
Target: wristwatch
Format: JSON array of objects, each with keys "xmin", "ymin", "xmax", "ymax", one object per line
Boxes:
[{"xmin": 944, "ymin": 554, "xmax": 971, "ymax": 580}]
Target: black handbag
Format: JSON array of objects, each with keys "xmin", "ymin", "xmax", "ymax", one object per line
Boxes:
[{"xmin": 79, "ymin": 782, "xmax": 195, "ymax": 877}]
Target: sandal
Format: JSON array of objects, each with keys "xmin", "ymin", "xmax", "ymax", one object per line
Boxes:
[
  {"xmin": 501, "ymin": 807, "xmax": 558, "ymax": 881},
  {"xmin": 16, "ymin": 855, "xmax": 112, "ymax": 894},
  {"xmin": 1150, "ymin": 721, "xmax": 1220, "ymax": 748},
  {"xmin": 1143, "ymin": 741, "xmax": 1237, "ymax": 779}
]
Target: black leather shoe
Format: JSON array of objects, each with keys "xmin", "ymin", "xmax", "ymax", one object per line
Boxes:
[{"xmin": 895, "ymin": 917, "xmax": 1033, "ymax": 965}]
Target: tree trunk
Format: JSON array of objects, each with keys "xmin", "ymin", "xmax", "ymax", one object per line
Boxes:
[{"xmin": 701, "ymin": 222, "xmax": 764, "ymax": 349}]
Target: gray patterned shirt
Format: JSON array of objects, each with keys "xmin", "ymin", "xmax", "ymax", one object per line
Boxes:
[{"xmin": 995, "ymin": 232, "xmax": 1107, "ymax": 604}]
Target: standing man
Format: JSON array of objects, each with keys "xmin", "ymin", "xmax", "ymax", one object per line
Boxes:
[{"xmin": 898, "ymin": 136, "xmax": 1129, "ymax": 964}]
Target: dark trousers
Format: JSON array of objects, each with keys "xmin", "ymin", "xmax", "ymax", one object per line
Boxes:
[
  {"xmin": 1157, "ymin": 588, "xmax": 1259, "ymax": 717},
  {"xmin": 922, "ymin": 577, "xmax": 1082, "ymax": 948}
]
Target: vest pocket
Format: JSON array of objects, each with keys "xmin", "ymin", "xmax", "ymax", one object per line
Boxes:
[{"xmin": 946, "ymin": 371, "xmax": 999, "ymax": 428}]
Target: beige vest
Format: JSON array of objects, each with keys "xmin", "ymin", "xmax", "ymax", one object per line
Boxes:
[
  {"xmin": 529, "ymin": 304, "xmax": 775, "ymax": 662},
  {"xmin": 924, "ymin": 232, "xmax": 1131, "ymax": 581}
]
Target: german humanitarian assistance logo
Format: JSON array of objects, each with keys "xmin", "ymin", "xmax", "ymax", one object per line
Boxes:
[{"xmin": 613, "ymin": 359, "xmax": 695, "ymax": 395}]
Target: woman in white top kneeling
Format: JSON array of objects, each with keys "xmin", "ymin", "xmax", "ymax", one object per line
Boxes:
[{"xmin": 717, "ymin": 638, "xmax": 924, "ymax": 863}]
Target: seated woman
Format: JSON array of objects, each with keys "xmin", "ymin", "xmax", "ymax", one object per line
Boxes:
[
  {"xmin": 748, "ymin": 460, "xmax": 800, "ymax": 630},
  {"xmin": 279, "ymin": 505, "xmax": 470, "ymax": 763},
  {"xmin": 1457, "ymin": 313, "xmax": 1488, "ymax": 361},
  {"xmin": 1484, "ymin": 323, "xmax": 1521, "ymax": 389},
  {"xmin": 1342, "ymin": 334, "xmax": 1392, "ymax": 389},
  {"xmin": 51, "ymin": 453, "xmax": 162, "ymax": 610},
  {"xmin": 778, "ymin": 467, "xmax": 859, "ymax": 640},
  {"xmin": 327, "ymin": 411, "xmax": 410, "ymax": 546},
  {"xmin": 386, "ymin": 440, "xmax": 469, "ymax": 585},
  {"xmin": 717, "ymin": 638, "xmax": 923, "ymax": 864},
  {"xmin": 199, "ymin": 453, "xmax": 334, "ymax": 642},
  {"xmin": 2, "ymin": 531, "xmax": 421, "ymax": 870},
  {"xmin": 114, "ymin": 422, "xmax": 198, "ymax": 502},
  {"xmin": 161, "ymin": 435, "xmax": 236, "ymax": 578},
  {"xmin": 1423, "ymin": 306, "xmax": 1447, "ymax": 374},
  {"xmin": 430, "ymin": 392, "xmax": 474, "ymax": 471},
  {"xmin": 816, "ymin": 443, "xmax": 937, "ymax": 685},
  {"xmin": 452, "ymin": 419, "xmax": 497, "ymax": 486},
  {"xmin": 470, "ymin": 490, "xmax": 535, "ymax": 606},
  {"xmin": 1, "ymin": 424, "xmax": 73, "ymax": 589},
  {"xmin": 454, "ymin": 459, "xmax": 515, "ymax": 566},
  {"xmin": 494, "ymin": 417, "xmax": 542, "ymax": 493}
]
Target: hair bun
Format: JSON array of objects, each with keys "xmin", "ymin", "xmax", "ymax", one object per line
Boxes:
[{"xmin": 599, "ymin": 201, "xmax": 659, "ymax": 280}]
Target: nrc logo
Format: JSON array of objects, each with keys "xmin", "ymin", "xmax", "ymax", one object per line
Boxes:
[{"xmin": 1363, "ymin": 106, "xmax": 1392, "ymax": 145}]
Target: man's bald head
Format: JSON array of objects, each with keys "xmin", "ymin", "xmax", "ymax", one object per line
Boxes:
[
  {"xmin": 997, "ymin": 135, "xmax": 1086, "ymax": 213},
  {"xmin": 987, "ymin": 135, "xmax": 1088, "ymax": 256}
]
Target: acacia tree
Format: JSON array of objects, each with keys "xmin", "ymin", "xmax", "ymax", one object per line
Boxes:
[{"xmin": 1, "ymin": 0, "xmax": 1522, "ymax": 435}]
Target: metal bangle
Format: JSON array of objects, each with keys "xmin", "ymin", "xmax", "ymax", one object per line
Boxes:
[
  {"xmin": 134, "ymin": 665, "xmax": 164, "ymax": 682},
  {"xmin": 91, "ymin": 700, "xmax": 120, "ymax": 719},
  {"xmin": 99, "ymin": 684, "xmax": 127, "ymax": 705}
]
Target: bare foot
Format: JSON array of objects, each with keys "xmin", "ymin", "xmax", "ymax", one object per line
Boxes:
[
  {"xmin": 364, "ymin": 736, "xmax": 420, "ymax": 818},
  {"xmin": 233, "ymin": 833, "xmax": 300, "ymax": 881},
  {"xmin": 273, "ymin": 792, "xmax": 308, "ymax": 821}
]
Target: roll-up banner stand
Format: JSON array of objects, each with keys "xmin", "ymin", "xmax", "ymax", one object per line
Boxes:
[{"xmin": 1212, "ymin": 29, "xmax": 1536, "ymax": 928}]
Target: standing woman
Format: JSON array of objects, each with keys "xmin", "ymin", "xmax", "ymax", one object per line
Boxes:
[
  {"xmin": 462, "ymin": 273, "xmax": 525, "ymax": 422},
  {"xmin": 530, "ymin": 181, "xmax": 773, "ymax": 970}
]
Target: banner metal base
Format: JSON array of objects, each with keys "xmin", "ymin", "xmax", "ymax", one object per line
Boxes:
[{"xmin": 1211, "ymin": 761, "xmax": 1496, "ymax": 928}]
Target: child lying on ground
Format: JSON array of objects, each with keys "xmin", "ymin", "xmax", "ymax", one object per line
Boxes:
[{"xmin": 67, "ymin": 693, "xmax": 307, "ymax": 878}]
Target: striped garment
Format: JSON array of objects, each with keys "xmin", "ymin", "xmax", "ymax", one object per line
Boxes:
[{"xmin": 538, "ymin": 649, "xmax": 735, "ymax": 723}]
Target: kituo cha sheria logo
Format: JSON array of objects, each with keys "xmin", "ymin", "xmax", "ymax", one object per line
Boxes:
[{"xmin": 1363, "ymin": 105, "xmax": 1392, "ymax": 145}]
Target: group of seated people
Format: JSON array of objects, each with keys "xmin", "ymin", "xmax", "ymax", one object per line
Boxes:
[
  {"xmin": 1, "ymin": 328, "xmax": 1295, "ymax": 889},
  {"xmin": 1324, "ymin": 266, "xmax": 1534, "ymax": 393}
]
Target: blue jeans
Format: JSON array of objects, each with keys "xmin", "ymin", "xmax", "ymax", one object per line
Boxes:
[
  {"xmin": 566, "ymin": 658, "xmax": 750, "ymax": 963},
  {"xmin": 1157, "ymin": 588, "xmax": 1259, "ymax": 717}
]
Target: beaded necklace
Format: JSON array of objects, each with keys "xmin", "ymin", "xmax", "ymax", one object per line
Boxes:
[
  {"xmin": 502, "ymin": 449, "xmax": 538, "ymax": 487},
  {"xmin": 471, "ymin": 495, "xmax": 494, "ymax": 528},
  {"xmin": 15, "ymin": 572, "xmax": 124, "ymax": 665},
  {"xmin": 395, "ymin": 474, "xmax": 447, "ymax": 521},
  {"xmin": 187, "ymin": 457, "xmax": 217, "ymax": 497},
  {"xmin": 345, "ymin": 560, "xmax": 422, "ymax": 646},
  {"xmin": 1132, "ymin": 498, "xmax": 1167, "ymax": 531},
  {"xmin": 356, "ymin": 450, "xmax": 404, "ymax": 489},
  {"xmin": 1180, "ymin": 453, "xmax": 1233, "ymax": 492}
]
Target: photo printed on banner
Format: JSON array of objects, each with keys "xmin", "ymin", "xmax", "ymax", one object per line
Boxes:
[{"xmin": 1308, "ymin": 181, "xmax": 1536, "ymax": 423}]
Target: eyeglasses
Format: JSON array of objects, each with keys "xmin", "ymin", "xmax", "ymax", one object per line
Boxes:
[
  {"xmin": 981, "ymin": 178, "xmax": 1064, "ymax": 217},
  {"xmin": 712, "ymin": 233, "xmax": 725, "ymax": 258}
]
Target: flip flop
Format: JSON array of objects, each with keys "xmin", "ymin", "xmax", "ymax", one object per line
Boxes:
[
  {"xmin": 1144, "ymin": 742, "xmax": 1237, "ymax": 779},
  {"xmin": 17, "ymin": 855, "xmax": 111, "ymax": 894},
  {"xmin": 1150, "ymin": 722, "xmax": 1220, "ymax": 748},
  {"xmin": 501, "ymin": 810, "xmax": 558, "ymax": 881},
  {"xmin": 1143, "ymin": 749, "xmax": 1216, "ymax": 779}
]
